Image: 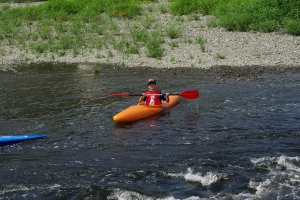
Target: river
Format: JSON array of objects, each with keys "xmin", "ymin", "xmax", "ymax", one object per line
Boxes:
[{"xmin": 0, "ymin": 63, "xmax": 299, "ymax": 199}]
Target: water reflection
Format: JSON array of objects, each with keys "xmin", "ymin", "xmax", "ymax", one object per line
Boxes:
[{"xmin": 112, "ymin": 113, "xmax": 165, "ymax": 142}]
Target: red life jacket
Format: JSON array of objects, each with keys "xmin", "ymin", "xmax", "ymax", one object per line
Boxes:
[{"xmin": 145, "ymin": 90, "xmax": 162, "ymax": 105}]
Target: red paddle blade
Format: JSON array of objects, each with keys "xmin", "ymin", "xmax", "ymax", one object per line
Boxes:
[
  {"xmin": 179, "ymin": 90, "xmax": 200, "ymax": 99},
  {"xmin": 108, "ymin": 93, "xmax": 130, "ymax": 97}
]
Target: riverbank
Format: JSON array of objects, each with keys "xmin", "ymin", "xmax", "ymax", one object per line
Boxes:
[{"xmin": 1, "ymin": 0, "xmax": 299, "ymax": 71}]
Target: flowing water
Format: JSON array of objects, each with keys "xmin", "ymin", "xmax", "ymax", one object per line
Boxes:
[{"xmin": 0, "ymin": 63, "xmax": 299, "ymax": 200}]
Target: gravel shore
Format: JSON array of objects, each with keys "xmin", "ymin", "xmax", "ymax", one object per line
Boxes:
[{"xmin": 1, "ymin": 1, "xmax": 299, "ymax": 71}]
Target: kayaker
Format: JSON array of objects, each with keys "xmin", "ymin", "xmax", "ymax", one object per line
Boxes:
[{"xmin": 138, "ymin": 78, "xmax": 169, "ymax": 106}]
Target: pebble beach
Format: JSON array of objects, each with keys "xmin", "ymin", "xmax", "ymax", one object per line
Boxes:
[{"xmin": 1, "ymin": 1, "xmax": 299, "ymax": 72}]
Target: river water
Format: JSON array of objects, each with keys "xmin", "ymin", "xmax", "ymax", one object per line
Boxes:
[{"xmin": 0, "ymin": 63, "xmax": 299, "ymax": 200}]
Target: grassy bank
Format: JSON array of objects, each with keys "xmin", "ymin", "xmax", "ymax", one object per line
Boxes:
[
  {"xmin": 0, "ymin": 0, "xmax": 299, "ymax": 64},
  {"xmin": 0, "ymin": 0, "xmax": 44, "ymax": 2},
  {"xmin": 0, "ymin": 0, "xmax": 170, "ymax": 61},
  {"xmin": 169, "ymin": 0, "xmax": 300, "ymax": 35}
]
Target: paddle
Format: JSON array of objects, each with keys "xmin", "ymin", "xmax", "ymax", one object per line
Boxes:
[{"xmin": 108, "ymin": 90, "xmax": 200, "ymax": 99}]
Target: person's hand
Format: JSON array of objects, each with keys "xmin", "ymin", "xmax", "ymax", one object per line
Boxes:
[
  {"xmin": 165, "ymin": 93, "xmax": 169, "ymax": 97},
  {"xmin": 141, "ymin": 93, "xmax": 146, "ymax": 97}
]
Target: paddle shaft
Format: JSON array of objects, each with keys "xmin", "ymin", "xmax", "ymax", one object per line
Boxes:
[
  {"xmin": 128, "ymin": 94, "xmax": 178, "ymax": 96},
  {"xmin": 109, "ymin": 90, "xmax": 200, "ymax": 99}
]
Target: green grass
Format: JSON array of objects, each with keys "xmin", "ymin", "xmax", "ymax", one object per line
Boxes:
[
  {"xmin": 216, "ymin": 54, "xmax": 226, "ymax": 59},
  {"xmin": 145, "ymin": 31, "xmax": 164, "ymax": 59},
  {"xmin": 141, "ymin": 14, "xmax": 156, "ymax": 28},
  {"xmin": 0, "ymin": 0, "xmax": 148, "ymax": 30},
  {"xmin": 285, "ymin": 19, "xmax": 300, "ymax": 35},
  {"xmin": 92, "ymin": 66, "xmax": 101, "ymax": 74},
  {"xmin": 169, "ymin": 0, "xmax": 300, "ymax": 35},
  {"xmin": 165, "ymin": 23, "xmax": 182, "ymax": 39},
  {"xmin": 169, "ymin": 41, "xmax": 179, "ymax": 49},
  {"xmin": 196, "ymin": 36, "xmax": 207, "ymax": 53},
  {"xmin": 169, "ymin": 0, "xmax": 221, "ymax": 15},
  {"xmin": 0, "ymin": 0, "xmax": 165, "ymax": 60},
  {"xmin": 0, "ymin": 0, "xmax": 45, "ymax": 2},
  {"xmin": 159, "ymin": 4, "xmax": 169, "ymax": 14},
  {"xmin": 129, "ymin": 25, "xmax": 165, "ymax": 59}
]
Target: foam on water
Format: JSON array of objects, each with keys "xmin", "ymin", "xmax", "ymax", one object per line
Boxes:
[
  {"xmin": 108, "ymin": 188, "xmax": 204, "ymax": 200},
  {"xmin": 248, "ymin": 155, "xmax": 300, "ymax": 199},
  {"xmin": 168, "ymin": 168, "xmax": 227, "ymax": 186},
  {"xmin": 0, "ymin": 184, "xmax": 62, "ymax": 199},
  {"xmin": 209, "ymin": 156, "xmax": 300, "ymax": 200},
  {"xmin": 107, "ymin": 188, "xmax": 152, "ymax": 200}
]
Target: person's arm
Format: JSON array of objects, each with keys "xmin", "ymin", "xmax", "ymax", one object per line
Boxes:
[
  {"xmin": 161, "ymin": 92, "xmax": 169, "ymax": 103},
  {"xmin": 165, "ymin": 93, "xmax": 169, "ymax": 103},
  {"xmin": 138, "ymin": 93, "xmax": 146, "ymax": 104}
]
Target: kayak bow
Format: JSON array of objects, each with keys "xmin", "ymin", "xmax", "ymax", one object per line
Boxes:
[{"xmin": 0, "ymin": 134, "xmax": 48, "ymax": 147}]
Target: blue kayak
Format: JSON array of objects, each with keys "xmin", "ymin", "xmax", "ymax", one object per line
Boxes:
[{"xmin": 0, "ymin": 134, "xmax": 48, "ymax": 147}]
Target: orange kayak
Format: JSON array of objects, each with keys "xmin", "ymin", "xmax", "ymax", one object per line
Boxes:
[{"xmin": 113, "ymin": 96, "xmax": 180, "ymax": 122}]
